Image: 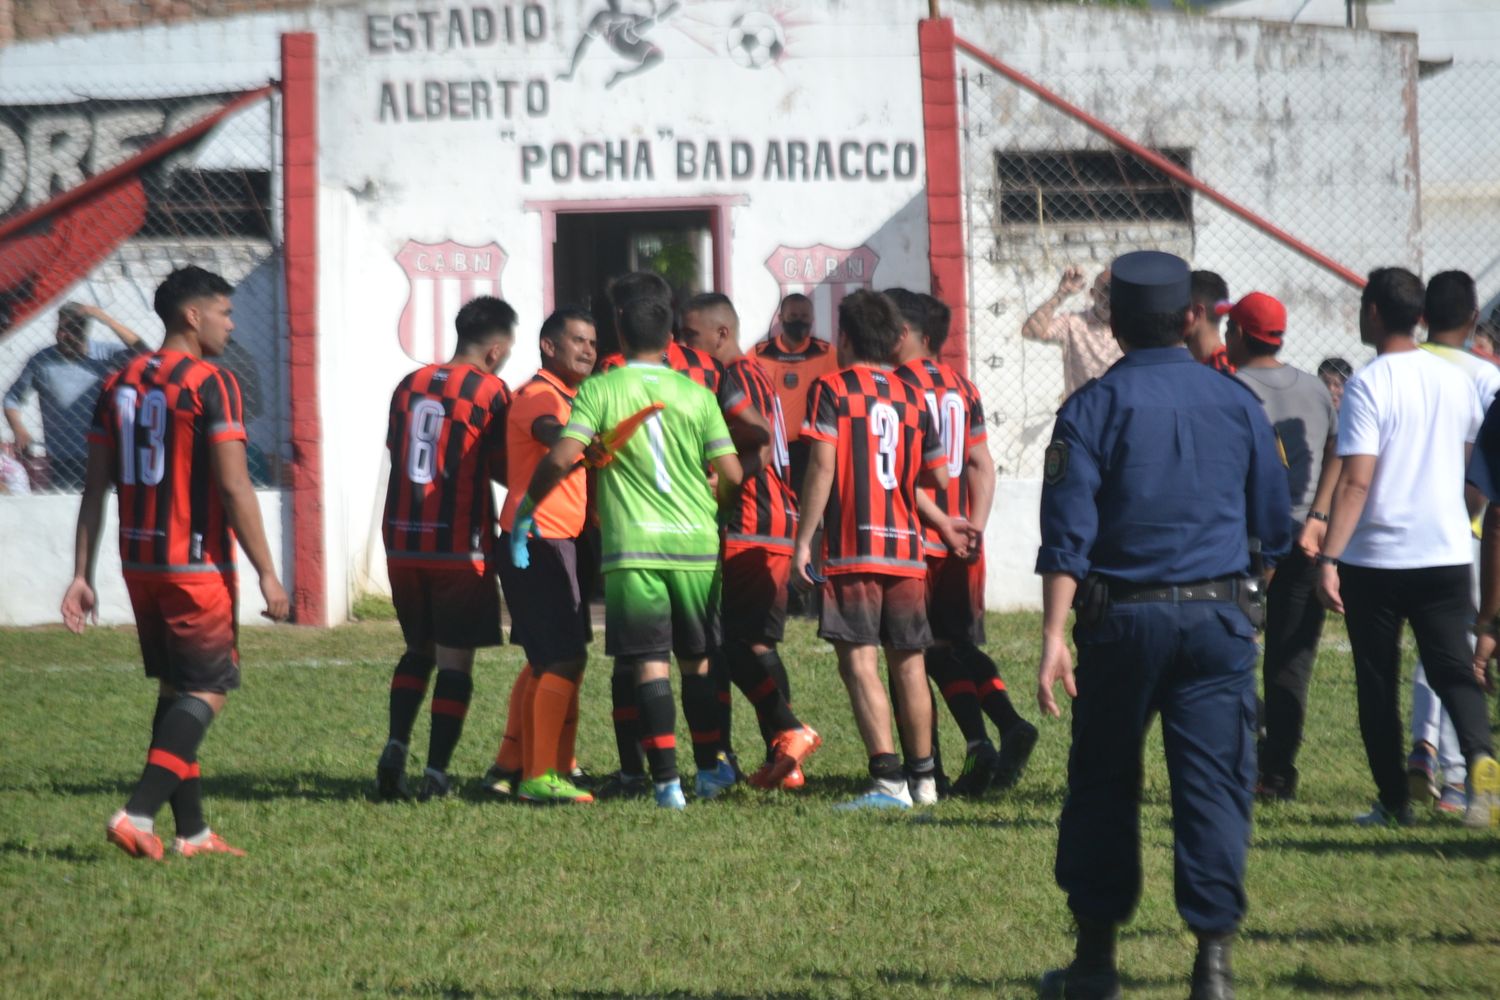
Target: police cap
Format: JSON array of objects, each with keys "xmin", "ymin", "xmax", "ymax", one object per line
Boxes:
[{"xmin": 1110, "ymin": 251, "xmax": 1191, "ymax": 317}]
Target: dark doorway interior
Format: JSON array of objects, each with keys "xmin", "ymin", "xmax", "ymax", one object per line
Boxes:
[{"xmin": 552, "ymin": 210, "xmax": 713, "ymax": 357}]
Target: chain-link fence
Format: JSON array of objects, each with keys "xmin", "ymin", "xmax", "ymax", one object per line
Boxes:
[
  {"xmin": 957, "ymin": 37, "xmax": 1500, "ymax": 480},
  {"xmin": 0, "ymin": 85, "xmax": 285, "ymax": 494}
]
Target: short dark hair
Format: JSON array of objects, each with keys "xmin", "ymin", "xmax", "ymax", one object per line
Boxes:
[
  {"xmin": 1317, "ymin": 357, "xmax": 1353, "ymax": 380},
  {"xmin": 617, "ymin": 295, "xmax": 672, "ymax": 353},
  {"xmin": 779, "ymin": 292, "xmax": 811, "ymax": 312},
  {"xmin": 682, "ymin": 291, "xmax": 737, "ymax": 323},
  {"xmin": 454, "ymin": 295, "xmax": 517, "ymax": 349},
  {"xmin": 1424, "ymin": 270, "xmax": 1477, "ymax": 333},
  {"xmin": 838, "ymin": 289, "xmax": 904, "ymax": 363},
  {"xmin": 540, "ymin": 306, "xmax": 594, "ymax": 343},
  {"xmin": 608, "ymin": 271, "xmax": 672, "ymax": 309},
  {"xmin": 1240, "ymin": 333, "xmax": 1280, "ymax": 358},
  {"xmin": 154, "ymin": 266, "xmax": 233, "ymax": 326},
  {"xmin": 1113, "ymin": 308, "xmax": 1188, "ymax": 349},
  {"xmin": 883, "ymin": 287, "xmax": 928, "ymax": 331},
  {"xmin": 1362, "ymin": 267, "xmax": 1424, "ymax": 333},
  {"xmin": 1190, "ymin": 270, "xmax": 1228, "ymax": 309},
  {"xmin": 920, "ymin": 293, "xmax": 952, "ymax": 353}
]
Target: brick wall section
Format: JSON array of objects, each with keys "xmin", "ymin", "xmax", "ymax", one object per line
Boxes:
[
  {"xmin": 918, "ymin": 18, "xmax": 970, "ymax": 377},
  {"xmin": 9, "ymin": 0, "xmax": 313, "ymax": 42}
]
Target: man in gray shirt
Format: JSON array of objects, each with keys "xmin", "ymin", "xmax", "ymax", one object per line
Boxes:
[
  {"xmin": 4, "ymin": 303, "xmax": 145, "ymax": 490},
  {"xmin": 1223, "ymin": 292, "xmax": 1340, "ymax": 801}
]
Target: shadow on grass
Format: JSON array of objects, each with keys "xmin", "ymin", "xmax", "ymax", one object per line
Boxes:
[
  {"xmin": 857, "ymin": 967, "xmax": 1183, "ymax": 992},
  {"xmin": 1272, "ymin": 969, "xmax": 1472, "ymax": 995},
  {"xmin": 906, "ymin": 814, "xmax": 1056, "ymax": 830},
  {"xmin": 1258, "ymin": 834, "xmax": 1500, "ymax": 859},
  {"xmin": 9, "ymin": 772, "xmax": 375, "ymax": 803},
  {"xmin": 1123, "ymin": 925, "xmax": 1500, "ymax": 948},
  {"xmin": 362, "ymin": 982, "xmax": 822, "ymax": 999},
  {"xmin": 0, "ymin": 839, "xmax": 100, "ymax": 864}
]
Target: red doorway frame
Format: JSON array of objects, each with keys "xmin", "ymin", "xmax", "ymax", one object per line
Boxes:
[{"xmin": 524, "ymin": 195, "xmax": 748, "ymax": 314}]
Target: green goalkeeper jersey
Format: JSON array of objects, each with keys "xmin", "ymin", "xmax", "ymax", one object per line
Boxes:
[{"xmin": 562, "ymin": 361, "xmax": 735, "ymax": 572}]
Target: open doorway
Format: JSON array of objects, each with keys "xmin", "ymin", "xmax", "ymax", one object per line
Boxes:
[
  {"xmin": 553, "ymin": 210, "xmax": 711, "ymax": 356},
  {"xmin": 529, "ymin": 197, "xmax": 741, "ymax": 358}
]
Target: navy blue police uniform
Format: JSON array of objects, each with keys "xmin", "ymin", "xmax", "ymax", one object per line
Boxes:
[{"xmin": 1037, "ymin": 252, "xmax": 1291, "ymax": 941}]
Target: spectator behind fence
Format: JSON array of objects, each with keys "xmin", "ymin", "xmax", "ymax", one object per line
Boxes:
[
  {"xmin": 1220, "ymin": 292, "xmax": 1340, "ymax": 803},
  {"xmin": 1404, "ymin": 270, "xmax": 1499, "ymax": 815},
  {"xmin": 4, "ymin": 303, "xmax": 146, "ymax": 490},
  {"xmin": 1186, "ymin": 269, "xmax": 1233, "ymax": 373},
  {"xmin": 1315, "ymin": 267, "xmax": 1498, "ymax": 830},
  {"xmin": 1316, "ymin": 357, "xmax": 1353, "ymax": 411},
  {"xmin": 1020, "ymin": 266, "xmax": 1119, "ymax": 397}
]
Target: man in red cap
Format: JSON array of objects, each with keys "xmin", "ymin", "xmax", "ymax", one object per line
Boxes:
[{"xmin": 1223, "ymin": 292, "xmax": 1342, "ymax": 803}]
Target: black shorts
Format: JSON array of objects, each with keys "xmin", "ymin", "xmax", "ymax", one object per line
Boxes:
[
  {"xmin": 389, "ymin": 564, "xmax": 503, "ymax": 650},
  {"xmin": 497, "ymin": 532, "xmax": 592, "ymax": 667},
  {"xmin": 126, "ymin": 572, "xmax": 240, "ymax": 694},
  {"xmin": 819, "ymin": 572, "xmax": 932, "ymax": 650},
  {"xmin": 722, "ymin": 545, "xmax": 791, "ymax": 644},
  {"xmin": 787, "ymin": 439, "xmax": 810, "ymax": 502},
  {"xmin": 926, "ymin": 552, "xmax": 986, "ymax": 645}
]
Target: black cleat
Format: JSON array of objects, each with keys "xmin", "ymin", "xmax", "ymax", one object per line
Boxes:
[
  {"xmin": 416, "ymin": 768, "xmax": 451, "ymax": 802},
  {"xmin": 1037, "ymin": 965, "xmax": 1122, "ymax": 1000},
  {"xmin": 996, "ymin": 720, "xmax": 1039, "ymax": 790},
  {"xmin": 376, "ymin": 740, "xmax": 412, "ymax": 801},
  {"xmin": 1189, "ymin": 935, "xmax": 1234, "ymax": 1000},
  {"xmin": 951, "ymin": 740, "xmax": 1002, "ymax": 798},
  {"xmin": 568, "ymin": 765, "xmax": 599, "ymax": 792},
  {"xmin": 593, "ymin": 770, "xmax": 651, "ymax": 801},
  {"xmin": 479, "ymin": 764, "xmax": 520, "ymax": 799}
]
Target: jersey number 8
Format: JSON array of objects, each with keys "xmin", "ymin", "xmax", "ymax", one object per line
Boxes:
[{"xmin": 407, "ymin": 398, "xmax": 447, "ymax": 485}]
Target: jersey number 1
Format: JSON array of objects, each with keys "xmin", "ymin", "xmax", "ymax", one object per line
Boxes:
[{"xmin": 114, "ymin": 386, "xmax": 168, "ymax": 487}]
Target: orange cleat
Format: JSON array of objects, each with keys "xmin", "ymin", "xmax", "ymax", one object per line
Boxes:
[
  {"xmin": 780, "ymin": 765, "xmax": 806, "ymax": 790},
  {"xmin": 749, "ymin": 726, "xmax": 821, "ymax": 789},
  {"xmin": 106, "ymin": 810, "xmax": 163, "ymax": 861},
  {"xmin": 172, "ymin": 831, "xmax": 246, "ymax": 858}
]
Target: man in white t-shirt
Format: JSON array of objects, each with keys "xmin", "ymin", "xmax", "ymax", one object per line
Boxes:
[
  {"xmin": 1316, "ymin": 267, "xmax": 1498, "ymax": 829},
  {"xmin": 1406, "ymin": 270, "xmax": 1500, "ymax": 813},
  {"xmin": 1021, "ymin": 266, "xmax": 1120, "ymax": 396}
]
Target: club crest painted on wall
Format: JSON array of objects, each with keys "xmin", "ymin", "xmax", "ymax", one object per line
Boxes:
[
  {"xmin": 764, "ymin": 243, "xmax": 879, "ymax": 342},
  {"xmin": 394, "ymin": 240, "xmax": 506, "ymax": 364}
]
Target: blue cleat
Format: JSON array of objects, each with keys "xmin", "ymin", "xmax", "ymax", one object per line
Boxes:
[
  {"xmin": 834, "ymin": 783, "xmax": 913, "ymax": 811},
  {"xmin": 654, "ymin": 779, "xmax": 687, "ymax": 810},
  {"xmin": 694, "ymin": 754, "xmax": 739, "ymax": 800}
]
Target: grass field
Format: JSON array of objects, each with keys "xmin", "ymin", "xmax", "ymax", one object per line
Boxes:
[{"xmin": 2, "ymin": 604, "xmax": 1497, "ymax": 999}]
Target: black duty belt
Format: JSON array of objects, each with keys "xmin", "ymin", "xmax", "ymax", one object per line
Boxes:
[{"xmin": 1108, "ymin": 576, "xmax": 1240, "ymax": 604}]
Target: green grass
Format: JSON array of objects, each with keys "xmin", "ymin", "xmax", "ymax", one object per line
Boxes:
[{"xmin": 1, "ymin": 608, "xmax": 1497, "ymax": 999}]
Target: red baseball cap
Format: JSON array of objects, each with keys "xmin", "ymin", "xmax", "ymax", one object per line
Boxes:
[{"xmin": 1215, "ymin": 292, "xmax": 1287, "ymax": 346}]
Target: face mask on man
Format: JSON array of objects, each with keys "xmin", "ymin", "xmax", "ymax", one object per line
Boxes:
[{"xmin": 782, "ymin": 320, "xmax": 810, "ymax": 339}]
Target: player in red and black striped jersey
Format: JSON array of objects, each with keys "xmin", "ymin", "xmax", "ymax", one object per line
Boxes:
[
  {"xmin": 679, "ymin": 293, "xmax": 820, "ymax": 790},
  {"xmin": 65, "ymin": 266, "xmax": 288, "ymax": 861},
  {"xmin": 375, "ymin": 296, "xmax": 515, "ymax": 803},
  {"xmin": 600, "ymin": 339, "xmax": 723, "ymax": 392},
  {"xmin": 793, "ymin": 289, "xmax": 949, "ymax": 810},
  {"xmin": 888, "ymin": 289, "xmax": 1037, "ymax": 798}
]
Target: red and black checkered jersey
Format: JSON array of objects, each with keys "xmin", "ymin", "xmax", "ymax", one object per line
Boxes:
[
  {"xmin": 721, "ymin": 356, "xmax": 798, "ymax": 552},
  {"xmin": 801, "ymin": 365, "xmax": 945, "ymax": 578},
  {"xmin": 895, "ymin": 358, "xmax": 989, "ymax": 553},
  {"xmin": 600, "ymin": 342, "xmax": 723, "ymax": 393},
  {"xmin": 87, "ymin": 350, "xmax": 247, "ymax": 578},
  {"xmin": 383, "ymin": 363, "xmax": 510, "ymax": 568}
]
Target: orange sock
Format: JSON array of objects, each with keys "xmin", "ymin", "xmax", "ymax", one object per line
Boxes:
[
  {"xmin": 527, "ymin": 673, "xmax": 578, "ymax": 780},
  {"xmin": 558, "ymin": 676, "xmax": 582, "ymax": 775},
  {"xmin": 495, "ymin": 665, "xmax": 535, "ymax": 772}
]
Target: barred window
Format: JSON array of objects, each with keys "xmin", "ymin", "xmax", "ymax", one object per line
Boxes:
[
  {"xmin": 141, "ymin": 169, "xmax": 273, "ymax": 240},
  {"xmin": 995, "ymin": 149, "xmax": 1193, "ymax": 226}
]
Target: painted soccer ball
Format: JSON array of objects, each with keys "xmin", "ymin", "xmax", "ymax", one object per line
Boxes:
[{"xmin": 727, "ymin": 12, "xmax": 785, "ymax": 69}]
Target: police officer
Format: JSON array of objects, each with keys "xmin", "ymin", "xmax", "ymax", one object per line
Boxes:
[{"xmin": 1035, "ymin": 251, "xmax": 1291, "ymax": 1000}]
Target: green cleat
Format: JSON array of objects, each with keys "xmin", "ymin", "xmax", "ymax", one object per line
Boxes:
[{"xmin": 518, "ymin": 769, "xmax": 596, "ymax": 805}]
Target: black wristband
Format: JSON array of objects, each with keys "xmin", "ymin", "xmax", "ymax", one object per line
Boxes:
[
  {"xmin": 1314, "ymin": 554, "xmax": 1339, "ymax": 567},
  {"xmin": 1307, "ymin": 511, "xmax": 1329, "ymax": 523}
]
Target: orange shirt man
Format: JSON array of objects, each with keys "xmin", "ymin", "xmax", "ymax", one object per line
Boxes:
[{"xmin": 754, "ymin": 292, "xmax": 838, "ymax": 494}]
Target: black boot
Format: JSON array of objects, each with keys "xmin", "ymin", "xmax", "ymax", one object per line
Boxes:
[
  {"xmin": 1188, "ymin": 932, "xmax": 1234, "ymax": 1000},
  {"xmin": 1038, "ymin": 918, "xmax": 1122, "ymax": 999}
]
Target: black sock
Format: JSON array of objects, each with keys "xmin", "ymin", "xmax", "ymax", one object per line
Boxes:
[
  {"xmin": 611, "ymin": 661, "xmax": 645, "ymax": 776},
  {"xmin": 681, "ymin": 673, "xmax": 724, "ymax": 770},
  {"xmin": 425, "ymin": 670, "xmax": 472, "ymax": 773},
  {"xmin": 726, "ymin": 643, "xmax": 801, "ymax": 749},
  {"xmin": 388, "ymin": 651, "xmax": 435, "ymax": 745},
  {"xmin": 637, "ymin": 678, "xmax": 678, "ymax": 782},
  {"xmin": 125, "ymin": 695, "xmax": 214, "ymax": 821},
  {"xmin": 907, "ymin": 754, "xmax": 936, "ymax": 778},
  {"xmin": 151, "ymin": 696, "xmax": 173, "ymax": 740},
  {"xmin": 958, "ymin": 644, "xmax": 1024, "ymax": 733},
  {"xmin": 869, "ymin": 752, "xmax": 903, "ymax": 782},
  {"xmin": 925, "ymin": 645, "xmax": 991, "ymax": 745},
  {"xmin": 150, "ymin": 695, "xmax": 206, "ymax": 837},
  {"xmin": 709, "ymin": 652, "xmax": 734, "ymax": 756}
]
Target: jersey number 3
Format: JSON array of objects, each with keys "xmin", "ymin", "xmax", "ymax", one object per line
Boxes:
[{"xmin": 870, "ymin": 401, "xmax": 900, "ymax": 490}]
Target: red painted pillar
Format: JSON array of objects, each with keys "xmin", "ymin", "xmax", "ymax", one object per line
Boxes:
[
  {"xmin": 281, "ymin": 32, "xmax": 326, "ymax": 625},
  {"xmin": 919, "ymin": 18, "xmax": 969, "ymax": 376}
]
